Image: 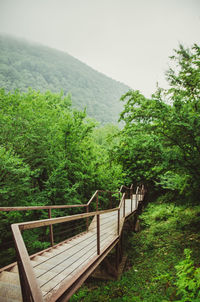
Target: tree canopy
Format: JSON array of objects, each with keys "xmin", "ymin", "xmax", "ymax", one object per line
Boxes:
[
  {"xmin": 0, "ymin": 88, "xmax": 124, "ymax": 265},
  {"xmin": 117, "ymin": 44, "xmax": 200, "ymax": 201}
]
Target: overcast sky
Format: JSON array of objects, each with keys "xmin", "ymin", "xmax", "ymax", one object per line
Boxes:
[{"xmin": 0, "ymin": 0, "xmax": 200, "ymax": 97}]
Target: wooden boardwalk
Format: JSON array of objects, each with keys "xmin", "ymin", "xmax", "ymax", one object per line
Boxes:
[{"xmin": 0, "ymin": 189, "xmax": 144, "ymax": 302}]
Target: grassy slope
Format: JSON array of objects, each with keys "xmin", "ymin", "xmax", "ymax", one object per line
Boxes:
[{"xmin": 71, "ymin": 198, "xmax": 200, "ymax": 301}]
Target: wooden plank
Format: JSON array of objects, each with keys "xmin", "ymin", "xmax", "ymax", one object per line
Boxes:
[
  {"xmin": 36, "ymin": 251, "xmax": 98, "ymax": 297},
  {"xmin": 31, "ymin": 260, "xmax": 64, "ymax": 274},
  {"xmin": 0, "ymin": 271, "xmax": 20, "ymax": 285},
  {"xmin": 30, "ymin": 219, "xmax": 120, "ymax": 298},
  {"xmin": 17, "ymin": 208, "xmax": 119, "ymax": 231},
  {"xmin": 49, "ymin": 236, "xmax": 120, "ymax": 302},
  {"xmin": 97, "ymin": 215, "xmax": 100, "ymax": 255},
  {"xmin": 0, "ymin": 281, "xmax": 22, "ymax": 301}
]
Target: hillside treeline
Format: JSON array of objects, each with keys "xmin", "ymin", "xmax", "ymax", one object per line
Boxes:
[{"xmin": 0, "ymin": 35, "xmax": 129, "ymax": 124}]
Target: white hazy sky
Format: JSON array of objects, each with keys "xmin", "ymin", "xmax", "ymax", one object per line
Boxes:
[{"xmin": 0, "ymin": 0, "xmax": 200, "ymax": 97}]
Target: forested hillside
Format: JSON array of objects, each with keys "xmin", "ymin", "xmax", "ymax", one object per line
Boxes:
[{"xmin": 0, "ymin": 35, "xmax": 129, "ymax": 124}]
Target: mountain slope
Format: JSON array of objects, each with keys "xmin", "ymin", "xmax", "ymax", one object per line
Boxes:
[{"xmin": 0, "ymin": 35, "xmax": 129, "ymax": 124}]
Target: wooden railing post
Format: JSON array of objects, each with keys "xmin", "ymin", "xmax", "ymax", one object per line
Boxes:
[
  {"xmin": 130, "ymin": 184, "xmax": 133, "ymax": 212},
  {"xmin": 16, "ymin": 254, "xmax": 32, "ymax": 302},
  {"xmin": 96, "ymin": 191, "xmax": 99, "ymax": 211},
  {"xmin": 86, "ymin": 205, "xmax": 89, "ymax": 231},
  {"xmin": 48, "ymin": 209, "xmax": 54, "ymax": 246},
  {"xmin": 136, "ymin": 187, "xmax": 138, "ymax": 208},
  {"xmin": 117, "ymin": 209, "xmax": 120, "ymax": 235},
  {"xmin": 131, "ymin": 189, "xmax": 133, "ymax": 213},
  {"xmin": 142, "ymin": 185, "xmax": 145, "ymax": 195},
  {"xmin": 97, "ymin": 214, "xmax": 100, "ymax": 255},
  {"xmin": 123, "ymin": 195, "xmax": 126, "ymax": 217},
  {"xmin": 109, "ymin": 192, "xmax": 112, "ymax": 208}
]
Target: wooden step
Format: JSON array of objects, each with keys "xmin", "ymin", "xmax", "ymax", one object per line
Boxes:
[
  {"xmin": 0, "ymin": 281, "xmax": 22, "ymax": 301},
  {"xmin": 0, "ymin": 296, "xmax": 21, "ymax": 302},
  {"xmin": 0, "ymin": 271, "xmax": 20, "ymax": 285},
  {"xmin": 31, "ymin": 255, "xmax": 50, "ymax": 263},
  {"xmin": 32, "ymin": 255, "xmax": 64, "ymax": 266},
  {"xmin": 9, "ymin": 265, "xmax": 18, "ymax": 274}
]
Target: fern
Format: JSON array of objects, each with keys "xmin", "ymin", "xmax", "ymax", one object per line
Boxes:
[{"xmin": 175, "ymin": 249, "xmax": 200, "ymax": 301}]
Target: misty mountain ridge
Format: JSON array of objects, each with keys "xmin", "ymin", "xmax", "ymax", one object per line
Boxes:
[{"xmin": 0, "ymin": 34, "xmax": 130, "ymax": 124}]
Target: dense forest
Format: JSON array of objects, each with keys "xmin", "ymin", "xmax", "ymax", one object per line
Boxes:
[
  {"xmin": 0, "ymin": 35, "xmax": 129, "ymax": 124},
  {"xmin": 0, "ymin": 41, "xmax": 200, "ymax": 301}
]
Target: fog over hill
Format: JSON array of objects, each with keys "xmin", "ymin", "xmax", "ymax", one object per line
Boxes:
[{"xmin": 0, "ymin": 35, "xmax": 130, "ymax": 124}]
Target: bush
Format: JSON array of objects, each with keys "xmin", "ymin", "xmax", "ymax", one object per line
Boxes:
[{"xmin": 175, "ymin": 249, "xmax": 200, "ymax": 302}]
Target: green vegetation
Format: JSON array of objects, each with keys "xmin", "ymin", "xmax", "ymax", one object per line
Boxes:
[
  {"xmin": 0, "ymin": 88, "xmax": 124, "ymax": 206},
  {"xmin": 0, "ymin": 38, "xmax": 199, "ymax": 300},
  {"xmin": 71, "ymin": 200, "xmax": 200, "ymax": 301},
  {"xmin": 70, "ymin": 43, "xmax": 200, "ymax": 301},
  {"xmin": 175, "ymin": 249, "xmax": 200, "ymax": 301},
  {"xmin": 0, "ymin": 88, "xmax": 124, "ymax": 266},
  {"xmin": 0, "ymin": 35, "xmax": 129, "ymax": 124},
  {"xmin": 116, "ymin": 44, "xmax": 200, "ymax": 201}
]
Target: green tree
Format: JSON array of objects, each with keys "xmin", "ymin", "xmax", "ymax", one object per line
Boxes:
[{"xmin": 117, "ymin": 44, "xmax": 200, "ymax": 201}]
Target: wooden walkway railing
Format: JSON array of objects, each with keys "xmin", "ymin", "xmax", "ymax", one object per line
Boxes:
[{"xmin": 0, "ymin": 184, "xmax": 145, "ymax": 302}]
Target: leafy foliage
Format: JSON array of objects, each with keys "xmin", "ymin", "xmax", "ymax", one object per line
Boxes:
[
  {"xmin": 175, "ymin": 249, "xmax": 200, "ymax": 302},
  {"xmin": 117, "ymin": 44, "xmax": 200, "ymax": 201},
  {"xmin": 0, "ymin": 88, "xmax": 124, "ymax": 266}
]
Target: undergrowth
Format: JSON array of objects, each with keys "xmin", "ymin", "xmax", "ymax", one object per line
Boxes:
[{"xmin": 70, "ymin": 198, "xmax": 200, "ymax": 301}]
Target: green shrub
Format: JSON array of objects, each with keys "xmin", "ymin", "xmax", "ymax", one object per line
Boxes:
[{"xmin": 175, "ymin": 249, "xmax": 200, "ymax": 302}]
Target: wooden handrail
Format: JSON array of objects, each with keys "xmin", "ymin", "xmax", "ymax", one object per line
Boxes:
[
  {"xmin": 1, "ymin": 185, "xmax": 140, "ymax": 249},
  {"xmin": 118, "ymin": 193, "xmax": 126, "ymax": 209},
  {"xmin": 15, "ymin": 207, "xmax": 119, "ymax": 231},
  {"xmin": 119, "ymin": 185, "xmax": 130, "ymax": 193},
  {"xmin": 119, "ymin": 185, "xmax": 124, "ymax": 193},
  {"xmin": 0, "ymin": 203, "xmax": 88, "ymax": 249},
  {"xmin": 0, "ymin": 186, "xmax": 136, "ymax": 213},
  {"xmin": 0, "ymin": 204, "xmax": 86, "ymax": 211},
  {"xmin": 96, "ymin": 190, "xmax": 120, "ymax": 194},
  {"xmin": 87, "ymin": 190, "xmax": 98, "ymax": 206},
  {"xmin": 0, "ymin": 186, "xmax": 135, "ymax": 252}
]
